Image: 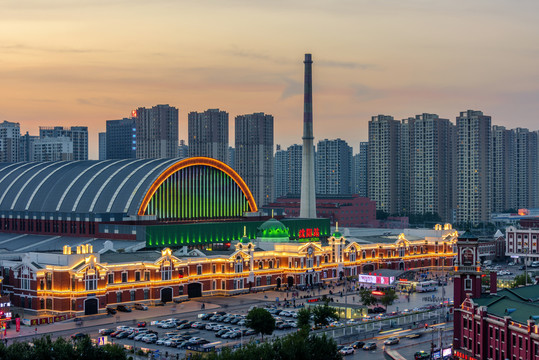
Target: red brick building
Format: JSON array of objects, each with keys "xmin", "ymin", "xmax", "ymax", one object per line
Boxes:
[
  {"xmin": 454, "ymin": 232, "xmax": 539, "ymax": 360},
  {"xmin": 1, "ymin": 225, "xmax": 457, "ymax": 315},
  {"xmin": 267, "ymin": 194, "xmax": 376, "ymax": 227}
]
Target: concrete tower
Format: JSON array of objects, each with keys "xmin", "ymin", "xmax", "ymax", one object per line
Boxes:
[{"xmin": 300, "ymin": 54, "xmax": 317, "ymax": 218}]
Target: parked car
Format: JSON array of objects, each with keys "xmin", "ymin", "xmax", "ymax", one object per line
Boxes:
[
  {"xmin": 134, "ymin": 303, "xmax": 148, "ymax": 311},
  {"xmin": 351, "ymin": 341, "xmax": 365, "ymax": 349},
  {"xmin": 137, "ymin": 321, "xmax": 147, "ymax": 328},
  {"xmin": 415, "ymin": 351, "xmax": 431, "ymax": 360},
  {"xmin": 116, "ymin": 305, "xmax": 132, "ymax": 312},
  {"xmin": 71, "ymin": 333, "xmax": 87, "ymax": 340},
  {"xmin": 384, "ymin": 337, "xmax": 400, "ymax": 345},
  {"xmin": 363, "ymin": 342, "xmax": 377, "ymax": 350},
  {"xmin": 99, "ymin": 328, "xmax": 115, "ymax": 335},
  {"xmin": 339, "ymin": 346, "xmax": 355, "ymax": 356},
  {"xmin": 106, "ymin": 307, "xmax": 117, "ymax": 315}
]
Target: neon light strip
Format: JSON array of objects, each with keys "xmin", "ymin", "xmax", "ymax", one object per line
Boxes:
[{"xmin": 138, "ymin": 157, "xmax": 257, "ymax": 216}]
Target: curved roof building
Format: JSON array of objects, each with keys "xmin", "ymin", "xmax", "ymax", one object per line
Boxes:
[{"xmin": 0, "ymin": 157, "xmax": 257, "ymax": 220}]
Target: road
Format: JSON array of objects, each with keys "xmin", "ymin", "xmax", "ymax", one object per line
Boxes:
[{"xmin": 5, "ymin": 280, "xmax": 456, "ymax": 359}]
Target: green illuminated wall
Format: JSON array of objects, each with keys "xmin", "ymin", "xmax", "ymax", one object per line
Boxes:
[
  {"xmin": 145, "ymin": 165, "xmax": 253, "ymax": 220},
  {"xmin": 145, "ymin": 218, "xmax": 331, "ymax": 248}
]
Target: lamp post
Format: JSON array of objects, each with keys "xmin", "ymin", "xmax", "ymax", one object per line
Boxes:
[{"xmin": 523, "ymin": 249, "xmax": 529, "ymax": 286}]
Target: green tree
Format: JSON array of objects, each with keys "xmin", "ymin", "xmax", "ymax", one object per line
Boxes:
[
  {"xmin": 245, "ymin": 307, "xmax": 275, "ymax": 340},
  {"xmin": 296, "ymin": 308, "xmax": 311, "ymax": 331},
  {"xmin": 512, "ymin": 273, "xmax": 533, "ymax": 288},
  {"xmin": 359, "ymin": 288, "xmax": 376, "ymax": 307},
  {"xmin": 380, "ymin": 288, "xmax": 399, "ymax": 309},
  {"xmin": 311, "ymin": 300, "xmax": 338, "ymax": 327}
]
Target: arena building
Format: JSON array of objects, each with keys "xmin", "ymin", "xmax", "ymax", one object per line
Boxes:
[{"xmin": 0, "ymin": 157, "xmax": 330, "ymax": 248}]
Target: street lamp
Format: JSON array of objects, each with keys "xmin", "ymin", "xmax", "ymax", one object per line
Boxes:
[{"xmin": 523, "ymin": 249, "xmax": 529, "ymax": 286}]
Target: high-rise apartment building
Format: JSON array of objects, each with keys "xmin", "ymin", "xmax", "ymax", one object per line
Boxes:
[
  {"xmin": 316, "ymin": 138, "xmax": 352, "ymax": 195},
  {"xmin": 98, "ymin": 132, "xmax": 107, "ymax": 160},
  {"xmin": 368, "ymin": 115, "xmax": 400, "ymax": 214},
  {"xmin": 409, "ymin": 113, "xmax": 455, "ymax": 221},
  {"xmin": 274, "ymin": 145, "xmax": 289, "ymax": 199},
  {"xmin": 188, "ymin": 109, "xmax": 228, "ymax": 162},
  {"xmin": 456, "ymin": 110, "xmax": 491, "ymax": 225},
  {"xmin": 178, "ymin": 140, "xmax": 189, "ymax": 159},
  {"xmin": 491, "ymin": 125, "xmax": 514, "ymax": 213},
  {"xmin": 235, "ymin": 112, "xmax": 274, "ymax": 207},
  {"xmin": 19, "ymin": 131, "xmax": 38, "ymax": 162},
  {"xmin": 227, "ymin": 147, "xmax": 235, "ymax": 169},
  {"xmin": 357, "ymin": 142, "xmax": 368, "ymax": 197},
  {"xmin": 287, "ymin": 144, "xmax": 303, "ymax": 195},
  {"xmin": 399, "ymin": 117, "xmax": 415, "ymax": 215},
  {"xmin": 512, "ymin": 128, "xmax": 538, "ymax": 209},
  {"xmin": 106, "ymin": 118, "xmax": 136, "ymax": 159},
  {"xmin": 39, "ymin": 126, "xmax": 88, "ymax": 160},
  {"xmin": 32, "ymin": 137, "xmax": 73, "ymax": 161},
  {"xmin": 135, "ymin": 105, "xmax": 178, "ymax": 159},
  {"xmin": 0, "ymin": 121, "xmax": 20, "ymax": 163}
]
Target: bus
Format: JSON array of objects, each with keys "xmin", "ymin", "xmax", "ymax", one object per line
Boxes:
[{"xmin": 415, "ymin": 281, "xmax": 437, "ymax": 293}]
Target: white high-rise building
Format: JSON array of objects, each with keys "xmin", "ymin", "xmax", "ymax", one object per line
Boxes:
[
  {"xmin": 235, "ymin": 113, "xmax": 274, "ymax": 207},
  {"xmin": 0, "ymin": 121, "xmax": 20, "ymax": 163},
  {"xmin": 32, "ymin": 136, "xmax": 73, "ymax": 161},
  {"xmin": 456, "ymin": 110, "xmax": 491, "ymax": 225},
  {"xmin": 39, "ymin": 126, "xmax": 88, "ymax": 160}
]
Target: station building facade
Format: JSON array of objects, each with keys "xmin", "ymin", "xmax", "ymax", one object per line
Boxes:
[{"xmin": 0, "ymin": 222, "xmax": 458, "ymax": 315}]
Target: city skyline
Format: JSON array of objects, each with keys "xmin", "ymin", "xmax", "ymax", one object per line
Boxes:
[{"xmin": 2, "ymin": 1, "xmax": 539, "ymax": 158}]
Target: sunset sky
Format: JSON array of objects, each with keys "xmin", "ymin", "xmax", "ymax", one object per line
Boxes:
[{"xmin": 2, "ymin": 0, "xmax": 539, "ymax": 159}]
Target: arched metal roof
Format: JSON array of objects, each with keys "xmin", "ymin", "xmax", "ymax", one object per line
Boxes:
[
  {"xmin": 0, "ymin": 159, "xmax": 179, "ymax": 215},
  {"xmin": 0, "ymin": 157, "xmax": 258, "ymax": 218}
]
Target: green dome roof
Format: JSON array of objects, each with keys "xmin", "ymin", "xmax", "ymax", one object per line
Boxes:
[
  {"xmin": 257, "ymin": 218, "xmax": 290, "ymax": 240},
  {"xmin": 332, "ymin": 230, "xmax": 342, "ymax": 238}
]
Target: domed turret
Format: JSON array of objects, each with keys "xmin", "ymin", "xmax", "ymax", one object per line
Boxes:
[
  {"xmin": 332, "ymin": 222, "xmax": 343, "ymax": 238},
  {"xmin": 257, "ymin": 218, "xmax": 290, "ymax": 242},
  {"xmin": 240, "ymin": 226, "xmax": 250, "ymax": 243}
]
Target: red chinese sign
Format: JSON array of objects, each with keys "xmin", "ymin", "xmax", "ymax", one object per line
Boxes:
[{"xmin": 298, "ymin": 228, "xmax": 320, "ymax": 239}]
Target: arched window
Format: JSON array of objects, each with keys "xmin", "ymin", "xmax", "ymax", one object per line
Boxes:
[
  {"xmin": 350, "ymin": 251, "xmax": 356, "ymax": 262},
  {"xmin": 269, "ymin": 260, "xmax": 274, "ymax": 269},
  {"xmin": 259, "ymin": 261, "xmax": 263, "ymax": 270},
  {"xmin": 362, "ymin": 251, "xmax": 366, "ymax": 259},
  {"xmin": 371, "ymin": 250, "xmax": 376, "ymax": 258}
]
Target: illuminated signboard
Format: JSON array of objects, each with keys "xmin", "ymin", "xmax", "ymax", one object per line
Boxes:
[
  {"xmin": 357, "ymin": 274, "xmax": 395, "ymax": 285},
  {"xmin": 131, "ymin": 110, "xmax": 137, "ymax": 117},
  {"xmin": 298, "ymin": 228, "xmax": 320, "ymax": 239}
]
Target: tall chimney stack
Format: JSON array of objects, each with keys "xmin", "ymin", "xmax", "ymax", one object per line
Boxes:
[{"xmin": 300, "ymin": 54, "xmax": 317, "ymax": 218}]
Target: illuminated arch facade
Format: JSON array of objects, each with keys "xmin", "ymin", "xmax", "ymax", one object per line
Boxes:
[{"xmin": 138, "ymin": 157, "xmax": 257, "ymax": 220}]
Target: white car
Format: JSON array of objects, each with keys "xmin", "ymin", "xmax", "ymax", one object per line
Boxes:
[{"xmin": 339, "ymin": 346, "xmax": 354, "ymax": 355}]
